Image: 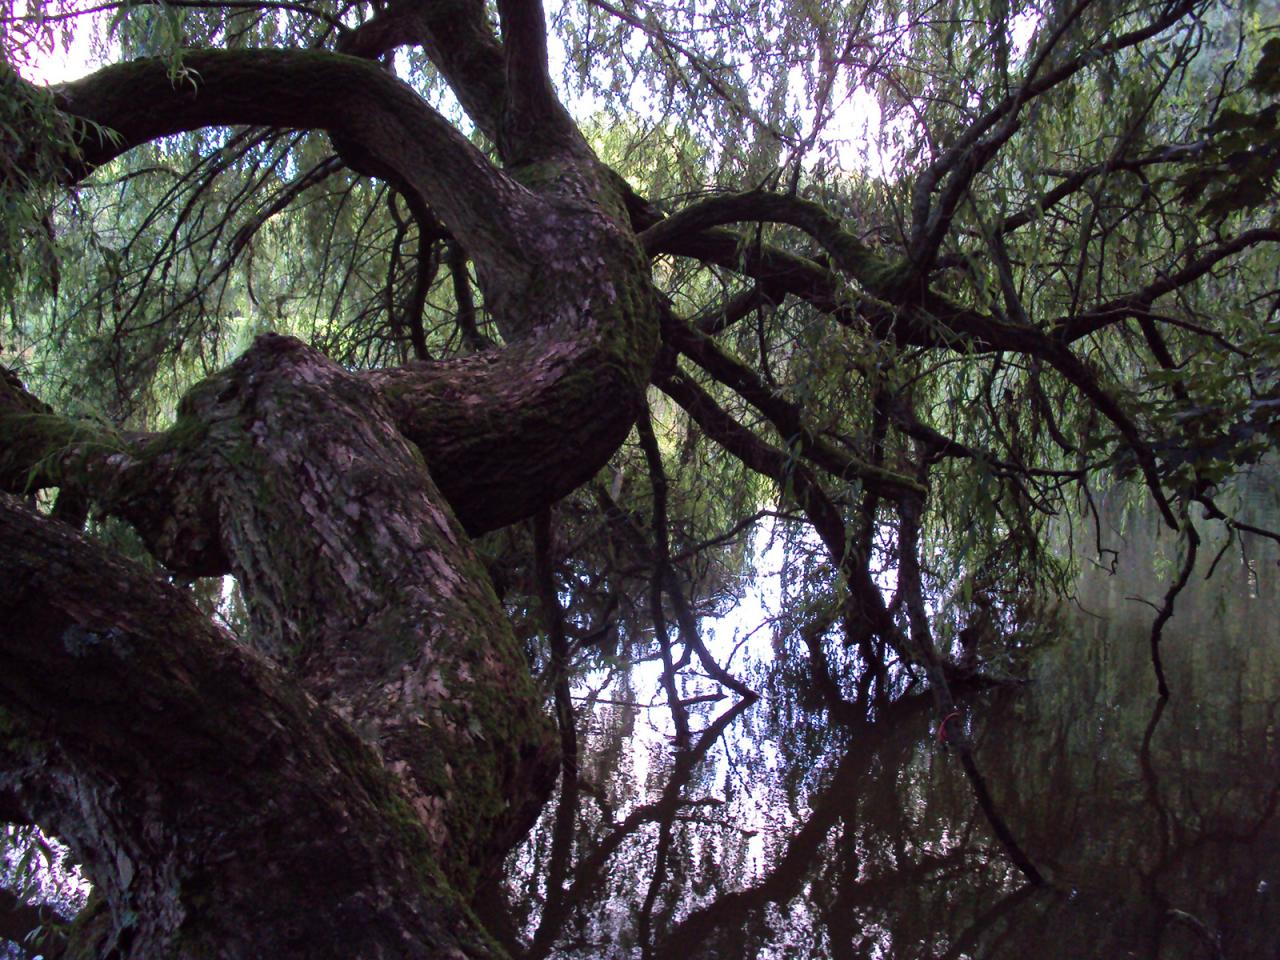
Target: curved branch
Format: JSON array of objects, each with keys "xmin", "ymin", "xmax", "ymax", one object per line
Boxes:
[
  {"xmin": 447, "ymin": 244, "xmax": 488, "ymax": 352},
  {"xmin": 12, "ymin": 49, "xmax": 662, "ymax": 540},
  {"xmin": 47, "ymin": 49, "xmax": 537, "ymax": 303},
  {"xmin": 1148, "ymin": 507, "xmax": 1199, "ymax": 698},
  {"xmin": 644, "ymin": 194, "xmax": 1056, "ymax": 355},
  {"xmin": 640, "ymin": 191, "xmax": 883, "ymax": 291},
  {"xmin": 1039, "ymin": 339, "xmax": 1178, "ymax": 526},
  {"xmin": 646, "ymin": 196, "xmax": 1179, "ymax": 527},
  {"xmin": 650, "ymin": 223, "xmax": 844, "ymax": 309},
  {"xmin": 999, "ymin": 141, "xmax": 1206, "ymax": 236},
  {"xmin": 1054, "ymin": 228, "xmax": 1280, "ymax": 342}
]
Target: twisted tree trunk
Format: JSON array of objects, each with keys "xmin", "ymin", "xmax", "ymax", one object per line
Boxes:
[{"xmin": 0, "ymin": 28, "xmax": 661, "ymax": 958}]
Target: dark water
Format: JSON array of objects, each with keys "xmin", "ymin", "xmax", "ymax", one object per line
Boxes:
[{"xmin": 512, "ymin": 476, "xmax": 1280, "ymax": 960}]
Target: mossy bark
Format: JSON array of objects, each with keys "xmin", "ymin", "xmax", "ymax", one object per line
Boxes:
[
  {"xmin": 0, "ymin": 40, "xmax": 662, "ymax": 959},
  {"xmin": 171, "ymin": 333, "xmax": 560, "ymax": 891},
  {"xmin": 0, "ymin": 493, "xmax": 502, "ymax": 958}
]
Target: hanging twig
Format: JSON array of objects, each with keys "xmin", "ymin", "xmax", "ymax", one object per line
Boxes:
[{"xmin": 1147, "ymin": 502, "xmax": 1200, "ymax": 699}]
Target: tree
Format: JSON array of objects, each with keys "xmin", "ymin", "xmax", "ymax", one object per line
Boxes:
[{"xmin": 0, "ymin": 0, "xmax": 1277, "ymax": 954}]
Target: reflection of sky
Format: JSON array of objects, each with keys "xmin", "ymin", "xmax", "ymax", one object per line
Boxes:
[
  {"xmin": 525, "ymin": 480, "xmax": 1280, "ymax": 958},
  {"xmin": 569, "ymin": 523, "xmax": 788, "ymax": 879},
  {"xmin": 566, "ymin": 514, "xmax": 905, "ymax": 897}
]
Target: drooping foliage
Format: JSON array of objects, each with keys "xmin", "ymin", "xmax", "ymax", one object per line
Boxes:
[{"xmin": 1, "ymin": 0, "xmax": 1278, "ymax": 954}]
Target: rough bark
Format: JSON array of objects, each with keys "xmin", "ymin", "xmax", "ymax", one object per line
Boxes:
[
  {"xmin": 152, "ymin": 334, "xmax": 559, "ymax": 887},
  {"xmin": 0, "ymin": 492, "xmax": 501, "ymax": 959},
  {"xmin": 8, "ymin": 48, "xmax": 659, "ymax": 538},
  {"xmin": 0, "ymin": 31, "xmax": 661, "ymax": 960}
]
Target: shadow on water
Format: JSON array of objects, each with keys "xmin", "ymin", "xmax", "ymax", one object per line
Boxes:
[{"xmin": 511, "ymin": 470, "xmax": 1280, "ymax": 960}]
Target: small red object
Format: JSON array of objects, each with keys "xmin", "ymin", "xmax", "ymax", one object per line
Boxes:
[{"xmin": 936, "ymin": 711, "xmax": 962, "ymax": 744}]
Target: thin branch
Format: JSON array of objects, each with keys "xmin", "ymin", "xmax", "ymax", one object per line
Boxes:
[
  {"xmin": 1055, "ymin": 229, "xmax": 1280, "ymax": 342},
  {"xmin": 663, "ymin": 310, "xmax": 924, "ymax": 496},
  {"xmin": 999, "ymin": 142, "xmax": 1205, "ymax": 236},
  {"xmin": 8, "ymin": 0, "xmax": 344, "ymax": 30},
  {"xmin": 909, "ymin": 0, "xmax": 1199, "ymax": 270},
  {"xmin": 582, "ymin": 0, "xmax": 793, "ymax": 145},
  {"xmin": 636, "ymin": 405, "xmax": 694, "ymax": 749},
  {"xmin": 1148, "ymin": 506, "xmax": 1200, "ymax": 699}
]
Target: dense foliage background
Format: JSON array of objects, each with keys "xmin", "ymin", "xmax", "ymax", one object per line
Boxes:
[{"xmin": 2, "ymin": 0, "xmax": 1279, "ymax": 954}]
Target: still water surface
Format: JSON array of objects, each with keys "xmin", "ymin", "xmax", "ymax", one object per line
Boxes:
[{"xmin": 512, "ymin": 485, "xmax": 1280, "ymax": 960}]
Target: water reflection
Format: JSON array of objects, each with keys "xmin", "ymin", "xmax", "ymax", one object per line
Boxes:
[{"xmin": 508, "ymin": 481, "xmax": 1280, "ymax": 960}]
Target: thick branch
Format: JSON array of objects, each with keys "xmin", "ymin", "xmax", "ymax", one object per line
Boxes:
[
  {"xmin": 13, "ymin": 50, "xmax": 662, "ymax": 539},
  {"xmin": 45, "ymin": 50, "xmax": 538, "ymax": 307},
  {"xmin": 0, "ymin": 493, "xmax": 493, "ymax": 959},
  {"xmin": 339, "ymin": 0, "xmax": 507, "ymax": 145},
  {"xmin": 496, "ymin": 0, "xmax": 574, "ymax": 162},
  {"xmin": 646, "ymin": 212, "xmax": 1055, "ymax": 355},
  {"xmin": 639, "ymin": 192, "xmax": 884, "ymax": 292}
]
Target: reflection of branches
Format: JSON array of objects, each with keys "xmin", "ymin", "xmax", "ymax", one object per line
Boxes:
[
  {"xmin": 893, "ymin": 441, "xmax": 1046, "ymax": 887},
  {"xmin": 639, "ymin": 405, "xmax": 694, "ymax": 748},
  {"xmin": 655, "ymin": 734, "xmax": 871, "ymax": 955},
  {"xmin": 596, "ymin": 428, "xmax": 756, "ymax": 701},
  {"xmin": 636, "ymin": 784, "xmax": 677, "ymax": 960},
  {"xmin": 654, "ymin": 688, "xmax": 947, "ymax": 957},
  {"xmin": 520, "ymin": 699, "xmax": 749, "ymax": 960},
  {"xmin": 797, "ymin": 604, "xmax": 862, "ymax": 724},
  {"xmin": 1137, "ymin": 696, "xmax": 1175, "ymax": 937},
  {"xmin": 937, "ymin": 883, "xmax": 1043, "ymax": 960},
  {"xmin": 658, "ymin": 367, "xmax": 909, "ymax": 663}
]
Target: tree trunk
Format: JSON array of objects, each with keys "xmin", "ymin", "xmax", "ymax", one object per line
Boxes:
[
  {"xmin": 1, "ymin": 490, "xmax": 509, "ymax": 958},
  {"xmin": 0, "ymin": 32, "xmax": 662, "ymax": 960},
  {"xmin": 0, "ymin": 333, "xmax": 593, "ymax": 957}
]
